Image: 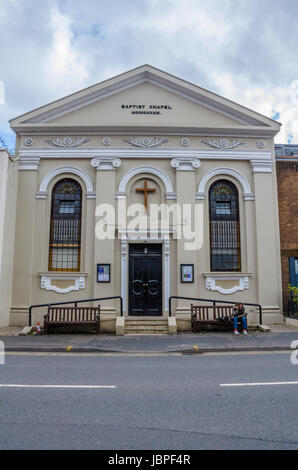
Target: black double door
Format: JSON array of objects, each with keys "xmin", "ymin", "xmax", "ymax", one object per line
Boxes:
[{"xmin": 129, "ymin": 244, "xmax": 162, "ymax": 316}]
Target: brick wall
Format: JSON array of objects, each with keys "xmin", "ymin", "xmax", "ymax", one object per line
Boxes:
[{"xmin": 276, "ymin": 157, "xmax": 298, "ymax": 312}]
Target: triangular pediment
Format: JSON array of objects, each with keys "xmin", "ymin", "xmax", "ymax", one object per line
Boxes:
[
  {"xmin": 36, "ymin": 82, "xmax": 246, "ymax": 128},
  {"xmin": 10, "ymin": 65, "xmax": 280, "ymax": 136}
]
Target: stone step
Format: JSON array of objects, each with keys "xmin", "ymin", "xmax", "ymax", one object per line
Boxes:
[
  {"xmin": 125, "ymin": 316, "xmax": 167, "ymax": 320},
  {"xmin": 124, "ymin": 326, "xmax": 169, "ymax": 334},
  {"xmin": 124, "ymin": 317, "xmax": 169, "ymax": 335},
  {"xmin": 125, "ymin": 332, "xmax": 169, "ymax": 335},
  {"xmin": 125, "ymin": 325, "xmax": 169, "ymax": 331},
  {"xmin": 125, "ymin": 330, "xmax": 169, "ymax": 335},
  {"xmin": 125, "ymin": 318, "xmax": 168, "ymax": 321},
  {"xmin": 125, "ymin": 321, "xmax": 168, "ymax": 326}
]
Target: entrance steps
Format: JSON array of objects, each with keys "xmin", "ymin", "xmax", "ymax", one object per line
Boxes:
[{"xmin": 124, "ymin": 317, "xmax": 169, "ymax": 335}]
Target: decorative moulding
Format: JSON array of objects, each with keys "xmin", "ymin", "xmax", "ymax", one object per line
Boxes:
[
  {"xmin": 86, "ymin": 192, "xmax": 96, "ymax": 199},
  {"xmin": 102, "ymin": 137, "xmax": 112, "ymax": 146},
  {"xmin": 195, "ymin": 192, "xmax": 207, "ymax": 200},
  {"xmin": 205, "ymin": 273, "xmax": 250, "ymax": 295},
  {"xmin": 24, "ymin": 137, "xmax": 33, "ymax": 146},
  {"xmin": 35, "ymin": 191, "xmax": 48, "ymax": 199},
  {"xmin": 250, "ymin": 159, "xmax": 273, "ymax": 173},
  {"xmin": 257, "ymin": 139, "xmax": 266, "ymax": 148},
  {"xmin": 36, "ymin": 166, "xmax": 95, "ymax": 199},
  {"xmin": 115, "ymin": 190, "xmax": 176, "ymax": 201},
  {"xmin": 171, "ymin": 157, "xmax": 201, "ymax": 171},
  {"xmin": 196, "ymin": 167, "xmax": 255, "ymax": 201},
  {"xmin": 242, "ymin": 193, "xmax": 255, "ymax": 201},
  {"xmin": 19, "ymin": 156, "xmax": 40, "ymax": 171},
  {"xmin": 18, "ymin": 67, "xmax": 279, "ymax": 133},
  {"xmin": 91, "ymin": 156, "xmax": 121, "ymax": 171},
  {"xmin": 165, "ymin": 192, "xmax": 177, "ymax": 200},
  {"xmin": 40, "ymin": 274, "xmax": 85, "ymax": 294},
  {"xmin": 121, "ymin": 239, "xmax": 128, "ymax": 311},
  {"xmin": 18, "ymin": 147, "xmax": 273, "ymax": 162},
  {"xmin": 180, "ymin": 137, "xmax": 190, "ymax": 147},
  {"xmin": 119, "ymin": 234, "xmax": 171, "ymax": 313},
  {"xmin": 118, "ymin": 228, "xmax": 172, "ymax": 242},
  {"xmin": 123, "ymin": 136, "xmax": 169, "ymax": 148},
  {"xmin": 115, "ymin": 191, "xmax": 127, "ymax": 200},
  {"xmin": 201, "ymin": 138, "xmax": 245, "ymax": 149},
  {"xmin": 45, "ymin": 136, "xmax": 90, "ymax": 148},
  {"xmin": 118, "ymin": 165, "xmax": 175, "ymax": 196}
]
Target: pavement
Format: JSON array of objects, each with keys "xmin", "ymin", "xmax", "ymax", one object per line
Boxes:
[{"xmin": 0, "ymin": 324, "xmax": 297, "ymax": 354}]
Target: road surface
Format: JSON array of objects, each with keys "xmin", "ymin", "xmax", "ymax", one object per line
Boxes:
[{"xmin": 0, "ymin": 351, "xmax": 297, "ymax": 450}]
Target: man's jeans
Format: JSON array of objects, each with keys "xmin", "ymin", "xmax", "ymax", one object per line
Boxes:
[{"xmin": 234, "ymin": 316, "xmax": 247, "ymax": 331}]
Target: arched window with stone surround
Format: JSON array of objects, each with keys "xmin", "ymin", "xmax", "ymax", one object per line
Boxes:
[
  {"xmin": 49, "ymin": 179, "xmax": 82, "ymax": 272},
  {"xmin": 209, "ymin": 180, "xmax": 241, "ymax": 272}
]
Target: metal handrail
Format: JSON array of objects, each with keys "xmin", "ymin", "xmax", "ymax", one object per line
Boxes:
[
  {"xmin": 28, "ymin": 296, "xmax": 123, "ymax": 326},
  {"xmin": 169, "ymin": 296, "xmax": 263, "ymax": 325}
]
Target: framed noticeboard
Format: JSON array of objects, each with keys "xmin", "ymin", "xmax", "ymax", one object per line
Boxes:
[
  {"xmin": 181, "ymin": 264, "xmax": 194, "ymax": 283},
  {"xmin": 97, "ymin": 264, "xmax": 111, "ymax": 283}
]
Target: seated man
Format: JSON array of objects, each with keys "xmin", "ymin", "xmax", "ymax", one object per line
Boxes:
[{"xmin": 233, "ymin": 303, "xmax": 248, "ymax": 335}]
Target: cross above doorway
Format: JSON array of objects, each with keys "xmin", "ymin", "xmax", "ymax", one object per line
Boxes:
[{"xmin": 135, "ymin": 180, "xmax": 156, "ymax": 211}]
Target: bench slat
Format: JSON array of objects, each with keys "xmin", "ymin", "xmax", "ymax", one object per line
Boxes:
[
  {"xmin": 44, "ymin": 306, "xmax": 101, "ymax": 335},
  {"xmin": 191, "ymin": 304, "xmax": 236, "ymax": 332}
]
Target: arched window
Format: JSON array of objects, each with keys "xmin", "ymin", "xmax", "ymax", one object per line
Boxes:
[
  {"xmin": 209, "ymin": 180, "xmax": 241, "ymax": 271},
  {"xmin": 49, "ymin": 179, "xmax": 82, "ymax": 272}
]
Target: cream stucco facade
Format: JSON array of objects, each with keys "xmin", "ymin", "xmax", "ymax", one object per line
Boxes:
[
  {"xmin": 0, "ymin": 149, "xmax": 18, "ymax": 327},
  {"xmin": 7, "ymin": 65, "xmax": 283, "ymax": 330}
]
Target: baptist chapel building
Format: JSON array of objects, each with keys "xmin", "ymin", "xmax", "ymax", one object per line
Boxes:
[{"xmin": 3, "ymin": 65, "xmax": 283, "ymax": 331}]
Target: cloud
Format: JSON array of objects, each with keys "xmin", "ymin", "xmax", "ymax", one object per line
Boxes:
[
  {"xmin": 0, "ymin": 0, "xmax": 298, "ymax": 147},
  {"xmin": 44, "ymin": 7, "xmax": 89, "ymax": 92},
  {"xmin": 211, "ymin": 72, "xmax": 298, "ymax": 143}
]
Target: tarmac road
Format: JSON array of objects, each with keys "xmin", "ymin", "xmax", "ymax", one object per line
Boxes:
[{"xmin": 0, "ymin": 351, "xmax": 298, "ymax": 450}]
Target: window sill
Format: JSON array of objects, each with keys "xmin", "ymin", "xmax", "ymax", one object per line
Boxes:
[
  {"xmin": 203, "ymin": 273, "xmax": 251, "ymax": 295},
  {"xmin": 39, "ymin": 272, "xmax": 87, "ymax": 276},
  {"xmin": 39, "ymin": 273, "xmax": 87, "ymax": 294}
]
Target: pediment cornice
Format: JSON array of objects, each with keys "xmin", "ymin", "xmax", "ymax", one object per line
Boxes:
[
  {"xmin": 10, "ymin": 65, "xmax": 281, "ymax": 137},
  {"xmin": 15, "ymin": 125, "xmax": 278, "ymax": 138}
]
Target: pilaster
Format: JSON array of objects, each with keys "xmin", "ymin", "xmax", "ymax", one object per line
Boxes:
[
  {"xmin": 171, "ymin": 158, "xmax": 201, "ymax": 311},
  {"xmin": 252, "ymin": 165, "xmax": 283, "ymax": 322},
  {"xmin": 92, "ymin": 157, "xmax": 121, "ymax": 314},
  {"xmin": 11, "ymin": 168, "xmax": 39, "ymax": 313}
]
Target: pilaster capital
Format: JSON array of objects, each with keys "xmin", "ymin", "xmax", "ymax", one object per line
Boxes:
[
  {"xmin": 250, "ymin": 159, "xmax": 273, "ymax": 173},
  {"xmin": 171, "ymin": 157, "xmax": 201, "ymax": 171},
  {"xmin": 91, "ymin": 156, "xmax": 122, "ymax": 171},
  {"xmin": 19, "ymin": 156, "xmax": 40, "ymax": 171}
]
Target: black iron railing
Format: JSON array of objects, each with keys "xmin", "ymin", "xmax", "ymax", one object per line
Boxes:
[
  {"xmin": 28, "ymin": 296, "xmax": 123, "ymax": 326},
  {"xmin": 169, "ymin": 296, "xmax": 263, "ymax": 325}
]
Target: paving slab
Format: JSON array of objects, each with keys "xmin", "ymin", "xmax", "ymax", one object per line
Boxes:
[
  {"xmin": 0, "ymin": 327, "xmax": 23, "ymax": 336},
  {"xmin": 0, "ymin": 329, "xmax": 297, "ymax": 353},
  {"xmin": 269, "ymin": 324, "xmax": 298, "ymax": 333}
]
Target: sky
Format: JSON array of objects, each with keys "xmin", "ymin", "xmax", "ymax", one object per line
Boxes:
[{"xmin": 0, "ymin": 0, "xmax": 298, "ymax": 151}]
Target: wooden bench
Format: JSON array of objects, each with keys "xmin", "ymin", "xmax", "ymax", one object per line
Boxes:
[
  {"xmin": 191, "ymin": 304, "xmax": 236, "ymax": 332},
  {"xmin": 44, "ymin": 306, "xmax": 101, "ymax": 335}
]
